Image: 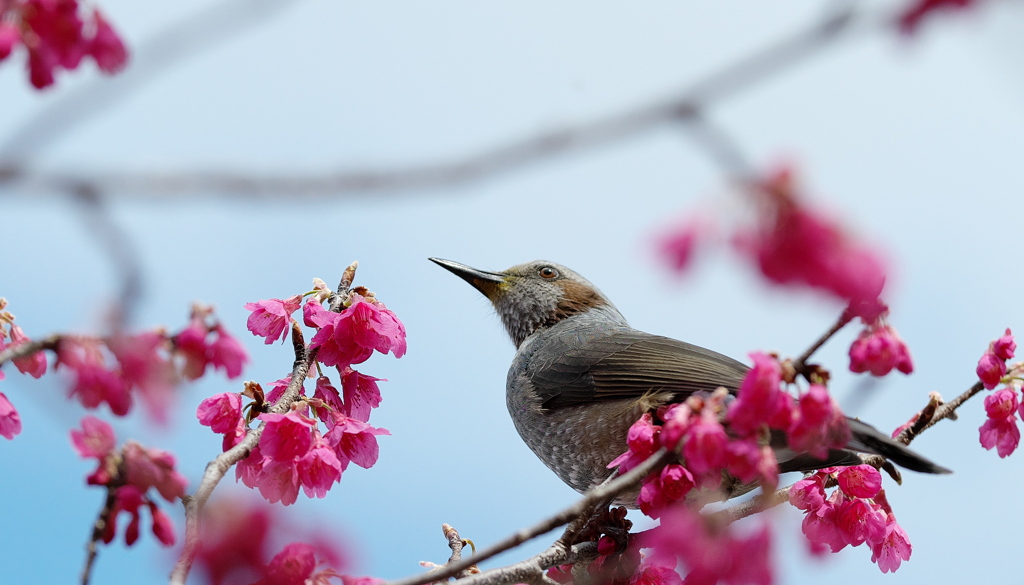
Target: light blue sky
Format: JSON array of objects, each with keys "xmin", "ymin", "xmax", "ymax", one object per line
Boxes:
[{"xmin": 2, "ymin": 1, "xmax": 1023, "ymax": 583}]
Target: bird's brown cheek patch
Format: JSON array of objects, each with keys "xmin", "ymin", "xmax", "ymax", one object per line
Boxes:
[{"xmin": 552, "ymin": 281, "xmax": 607, "ymax": 321}]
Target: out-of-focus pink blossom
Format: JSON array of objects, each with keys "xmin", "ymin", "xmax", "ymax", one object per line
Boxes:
[
  {"xmin": 70, "ymin": 415, "xmax": 116, "ymax": 458},
  {"xmin": 196, "ymin": 393, "xmax": 243, "ymax": 434},
  {"xmin": 149, "ymin": 502, "xmax": 176, "ymax": 546},
  {"xmin": 8, "ymin": 324, "xmax": 47, "ymax": 378},
  {"xmin": 108, "ymin": 331, "xmax": 177, "ymax": 421},
  {"xmin": 258, "ymin": 411, "xmax": 315, "ymax": 461},
  {"xmin": 122, "ymin": 441, "xmax": 188, "ymax": 502},
  {"xmin": 649, "ymin": 505, "xmax": 773, "ymax": 585},
  {"xmin": 245, "ymin": 295, "xmax": 302, "ymax": 344},
  {"xmin": 657, "ymin": 219, "xmax": 706, "ymax": 273},
  {"xmin": 58, "ymin": 338, "xmax": 131, "ymax": 416},
  {"xmin": 628, "ymin": 560, "xmax": 683, "ymax": 585},
  {"xmin": 0, "ymin": 390, "xmax": 22, "ymax": 440},
  {"xmin": 175, "ymin": 318, "xmax": 210, "ymax": 380},
  {"xmin": 340, "ymin": 367, "xmax": 384, "ymax": 422},
  {"xmin": 848, "ymin": 323, "xmax": 913, "ymax": 376},
  {"xmin": 208, "ymin": 325, "xmax": 248, "ymax": 379},
  {"xmin": 0, "ymin": 23, "xmax": 20, "ymax": 60},
  {"xmin": 736, "ymin": 166, "xmax": 887, "ymax": 315},
  {"xmin": 88, "ymin": 9, "xmax": 127, "ymax": 74},
  {"xmin": 898, "ymin": 0, "xmax": 981, "ymax": 35}
]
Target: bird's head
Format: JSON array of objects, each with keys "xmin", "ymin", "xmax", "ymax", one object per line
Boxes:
[{"xmin": 429, "ymin": 258, "xmax": 620, "ymax": 347}]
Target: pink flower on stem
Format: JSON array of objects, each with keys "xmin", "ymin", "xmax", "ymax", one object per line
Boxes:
[
  {"xmin": 608, "ymin": 413, "xmax": 661, "ymax": 473},
  {"xmin": 976, "ymin": 351, "xmax": 1006, "ymax": 390},
  {"xmin": 728, "ymin": 352, "xmax": 792, "ymax": 435},
  {"xmin": 837, "ymin": 464, "xmax": 882, "ymax": 499},
  {"xmin": 836, "ymin": 498, "xmax": 886, "ymax": 548},
  {"xmin": 122, "ymin": 441, "xmax": 188, "ymax": 502},
  {"xmin": 340, "ymin": 367, "xmax": 384, "ymax": 422},
  {"xmin": 849, "ymin": 323, "xmax": 913, "ymax": 376},
  {"xmin": 787, "ymin": 384, "xmax": 849, "ymax": 459},
  {"xmin": 70, "ymin": 415, "xmax": 116, "ymax": 458},
  {"xmin": 683, "ymin": 410, "xmax": 729, "ymax": 482},
  {"xmin": 789, "ymin": 474, "xmax": 827, "ymax": 512},
  {"xmin": 308, "ymin": 294, "xmax": 407, "ymax": 367},
  {"xmin": 88, "ymin": 9, "xmax": 127, "ymax": 74},
  {"xmin": 196, "ymin": 393, "xmax": 243, "ymax": 434},
  {"xmin": 256, "ymin": 459, "xmax": 301, "ymax": 506},
  {"xmin": 297, "ymin": 437, "xmax": 344, "ymax": 499},
  {"xmin": 208, "ymin": 325, "xmax": 248, "ymax": 379},
  {"xmin": 108, "ymin": 331, "xmax": 178, "ymax": 421},
  {"xmin": 870, "ymin": 514, "xmax": 913, "ymax": 573},
  {"xmin": 979, "ymin": 388, "xmax": 1021, "ymax": 458},
  {"xmin": 0, "ymin": 390, "xmax": 22, "ymax": 440},
  {"xmin": 58, "ymin": 338, "xmax": 132, "ymax": 416},
  {"xmin": 258, "ymin": 411, "xmax": 315, "ymax": 461},
  {"xmin": 313, "ymin": 376, "xmax": 345, "ymax": 424},
  {"xmin": 245, "ymin": 295, "xmax": 302, "ymax": 344},
  {"xmin": 324, "ymin": 413, "xmax": 390, "ymax": 470},
  {"xmin": 993, "ymin": 328, "xmax": 1016, "ymax": 361},
  {"xmin": 8, "ymin": 324, "xmax": 47, "ymax": 378},
  {"xmin": 175, "ymin": 317, "xmax": 210, "ymax": 380}
]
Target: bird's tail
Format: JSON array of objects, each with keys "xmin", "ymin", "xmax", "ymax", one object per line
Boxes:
[{"xmin": 846, "ymin": 418, "xmax": 952, "ymax": 474}]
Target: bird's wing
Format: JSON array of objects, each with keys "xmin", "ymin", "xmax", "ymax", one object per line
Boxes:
[{"xmin": 528, "ymin": 328, "xmax": 749, "ymax": 410}]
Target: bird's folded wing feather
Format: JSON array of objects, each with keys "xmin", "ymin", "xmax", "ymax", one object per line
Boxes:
[{"xmin": 528, "ymin": 328, "xmax": 749, "ymax": 409}]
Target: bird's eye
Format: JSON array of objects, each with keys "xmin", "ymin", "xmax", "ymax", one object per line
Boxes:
[{"xmin": 539, "ymin": 266, "xmax": 559, "ymax": 279}]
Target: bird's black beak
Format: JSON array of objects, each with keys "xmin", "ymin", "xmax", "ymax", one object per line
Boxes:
[{"xmin": 429, "ymin": 258, "xmax": 506, "ymax": 301}]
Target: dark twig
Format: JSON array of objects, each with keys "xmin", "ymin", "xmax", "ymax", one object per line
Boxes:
[
  {"xmin": 791, "ymin": 308, "xmax": 855, "ymax": 376},
  {"xmin": 80, "ymin": 481, "xmax": 120, "ymax": 585},
  {"xmin": 382, "ymin": 450, "xmax": 673, "ymax": 585},
  {"xmin": 0, "ymin": 333, "xmax": 62, "ymax": 366}
]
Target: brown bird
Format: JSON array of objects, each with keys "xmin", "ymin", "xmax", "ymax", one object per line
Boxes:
[{"xmin": 430, "ymin": 258, "xmax": 949, "ymax": 505}]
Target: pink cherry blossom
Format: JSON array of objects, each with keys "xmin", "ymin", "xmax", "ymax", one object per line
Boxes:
[
  {"xmin": 149, "ymin": 502, "xmax": 176, "ymax": 546},
  {"xmin": 175, "ymin": 318, "xmax": 210, "ymax": 380},
  {"xmin": 683, "ymin": 411, "xmax": 729, "ymax": 480},
  {"xmin": 976, "ymin": 351, "xmax": 1006, "ymax": 390},
  {"xmin": 108, "ymin": 331, "xmax": 177, "ymax": 421},
  {"xmin": 196, "ymin": 393, "xmax": 243, "ymax": 434},
  {"xmin": 657, "ymin": 219, "xmax": 704, "ymax": 273},
  {"xmin": 88, "ymin": 9, "xmax": 127, "ymax": 74},
  {"xmin": 208, "ymin": 325, "xmax": 249, "ymax": 379},
  {"xmin": 7, "ymin": 324, "xmax": 47, "ymax": 378},
  {"xmin": 259, "ymin": 411, "xmax": 315, "ymax": 461},
  {"xmin": 324, "ymin": 413, "xmax": 390, "ymax": 469},
  {"xmin": 801, "ymin": 498, "xmax": 847, "ymax": 553},
  {"xmin": 836, "ymin": 499, "xmax": 886, "ymax": 548},
  {"xmin": 122, "ymin": 441, "xmax": 188, "ymax": 502},
  {"xmin": 308, "ymin": 295, "xmax": 407, "ymax": 367},
  {"xmin": 728, "ymin": 352, "xmax": 792, "ymax": 435},
  {"xmin": 608, "ymin": 413, "xmax": 661, "ymax": 473},
  {"xmin": 255, "ymin": 459, "xmax": 301, "ymax": 506},
  {"xmin": 870, "ymin": 514, "xmax": 913, "ymax": 572},
  {"xmin": 629, "ymin": 560, "xmax": 683, "ymax": 585},
  {"xmin": 787, "ymin": 384, "xmax": 849, "ymax": 459},
  {"xmin": 993, "ymin": 328, "xmax": 1016, "ymax": 361},
  {"xmin": 265, "ymin": 375, "xmax": 295, "ymax": 404},
  {"xmin": 0, "ymin": 23, "xmax": 19, "ymax": 59},
  {"xmin": 790, "ymin": 475, "xmax": 826, "ymax": 512},
  {"xmin": 0, "ymin": 390, "xmax": 22, "ymax": 440},
  {"xmin": 849, "ymin": 323, "xmax": 913, "ymax": 376},
  {"xmin": 837, "ymin": 465, "xmax": 882, "ymax": 499},
  {"xmin": 341, "ymin": 367, "xmax": 384, "ymax": 422},
  {"xmin": 297, "ymin": 438, "xmax": 344, "ymax": 498},
  {"xmin": 245, "ymin": 295, "xmax": 302, "ymax": 344},
  {"xmin": 58, "ymin": 338, "xmax": 132, "ymax": 416},
  {"xmin": 70, "ymin": 415, "xmax": 116, "ymax": 458},
  {"xmin": 979, "ymin": 415, "xmax": 1020, "ymax": 458},
  {"xmin": 313, "ymin": 376, "xmax": 345, "ymax": 423}
]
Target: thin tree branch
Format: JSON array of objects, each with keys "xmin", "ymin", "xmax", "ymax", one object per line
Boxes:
[
  {"xmin": 0, "ymin": 4, "xmax": 876, "ymax": 199},
  {"xmin": 791, "ymin": 308, "xmax": 854, "ymax": 376},
  {"xmin": 0, "ymin": 333, "xmax": 61, "ymax": 366},
  {"xmin": 382, "ymin": 450, "xmax": 673, "ymax": 585},
  {"xmin": 80, "ymin": 481, "xmax": 119, "ymax": 585}
]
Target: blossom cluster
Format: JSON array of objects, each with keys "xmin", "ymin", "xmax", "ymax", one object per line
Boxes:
[
  {"xmin": 70, "ymin": 416, "xmax": 186, "ymax": 548},
  {"xmin": 848, "ymin": 307, "xmax": 914, "ymax": 377},
  {"xmin": 657, "ymin": 166, "xmax": 888, "ymax": 321},
  {"xmin": 0, "ymin": 0, "xmax": 128, "ymax": 89},
  {"xmin": 0, "ymin": 300, "xmax": 249, "ymax": 437},
  {"xmin": 194, "ymin": 498, "xmax": 379, "ymax": 585},
  {"xmin": 790, "ymin": 465, "xmax": 912, "ymax": 573},
  {"xmin": 610, "ymin": 352, "xmax": 850, "ymax": 520},
  {"xmin": 197, "ymin": 281, "xmax": 405, "ymax": 506},
  {"xmin": 975, "ymin": 329, "xmax": 1021, "ymax": 457}
]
